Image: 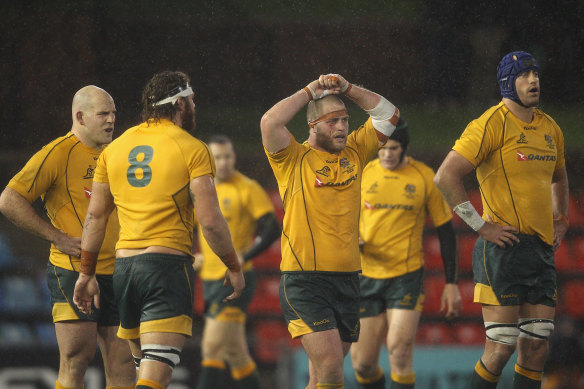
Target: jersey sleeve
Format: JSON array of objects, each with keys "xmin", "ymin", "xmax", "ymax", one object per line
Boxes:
[
  {"xmin": 93, "ymin": 150, "xmax": 109, "ymax": 184},
  {"xmin": 6, "ymin": 146, "xmax": 62, "ymax": 203},
  {"xmin": 554, "ymin": 124, "xmax": 566, "ymax": 170},
  {"xmin": 347, "ymin": 118, "xmax": 381, "ymax": 167},
  {"xmin": 452, "ymin": 119, "xmax": 500, "ymax": 167},
  {"xmin": 265, "ymin": 134, "xmax": 302, "ymax": 195},
  {"xmin": 184, "ymin": 138, "xmax": 216, "ymax": 180},
  {"xmin": 423, "ymin": 167, "xmax": 453, "ymax": 227},
  {"xmin": 245, "ymin": 180, "xmax": 276, "ymax": 219}
]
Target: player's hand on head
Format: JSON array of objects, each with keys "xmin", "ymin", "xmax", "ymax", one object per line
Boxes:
[
  {"xmin": 223, "ymin": 269, "xmax": 245, "ymax": 302},
  {"xmin": 73, "ymin": 273, "xmax": 100, "ymax": 314},
  {"xmin": 54, "ymin": 231, "xmax": 82, "ymax": 258},
  {"xmin": 322, "ymin": 74, "xmax": 348, "ymax": 90}
]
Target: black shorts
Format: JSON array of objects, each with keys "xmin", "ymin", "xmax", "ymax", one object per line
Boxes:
[
  {"xmin": 46, "ymin": 263, "xmax": 119, "ymax": 326},
  {"xmin": 279, "ymin": 272, "xmax": 360, "ymax": 342},
  {"xmin": 359, "ymin": 268, "xmax": 425, "ymax": 318},
  {"xmin": 203, "ymin": 270, "xmax": 257, "ymax": 323},
  {"xmin": 113, "ymin": 253, "xmax": 195, "ymax": 339},
  {"xmin": 473, "ymin": 234, "xmax": 556, "ymax": 307}
]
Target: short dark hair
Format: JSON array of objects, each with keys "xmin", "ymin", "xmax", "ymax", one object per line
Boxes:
[
  {"xmin": 141, "ymin": 71, "xmax": 190, "ymax": 121},
  {"xmin": 208, "ymin": 134, "xmax": 232, "ymax": 146},
  {"xmin": 389, "ymin": 118, "xmax": 409, "ymax": 153}
]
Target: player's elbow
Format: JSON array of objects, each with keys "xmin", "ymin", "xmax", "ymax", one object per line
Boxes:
[
  {"xmin": 260, "ymin": 112, "xmax": 275, "ymax": 138},
  {"xmin": 433, "ymin": 169, "xmax": 446, "ymax": 191}
]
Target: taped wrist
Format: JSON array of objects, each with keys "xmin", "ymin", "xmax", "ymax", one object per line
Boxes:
[
  {"xmin": 453, "ymin": 201, "xmax": 485, "ymax": 231},
  {"xmin": 366, "ymin": 97, "xmax": 400, "ymax": 136},
  {"xmin": 221, "ymin": 250, "xmax": 241, "ymax": 272},
  {"xmin": 303, "ymin": 85, "xmax": 317, "ymax": 101},
  {"xmin": 341, "ymin": 82, "xmax": 352, "ymax": 94},
  {"xmin": 80, "ymin": 250, "xmax": 98, "ymax": 275}
]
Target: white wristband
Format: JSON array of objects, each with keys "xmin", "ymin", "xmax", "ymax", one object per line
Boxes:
[
  {"xmin": 453, "ymin": 201, "xmax": 486, "ymax": 231},
  {"xmin": 366, "ymin": 97, "xmax": 399, "ymax": 136}
]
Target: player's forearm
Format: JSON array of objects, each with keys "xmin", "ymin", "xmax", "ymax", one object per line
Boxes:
[
  {"xmin": 344, "ymin": 84, "xmax": 382, "ymax": 112},
  {"xmin": 436, "ymin": 221, "xmax": 459, "ymax": 284},
  {"xmin": 433, "ymin": 172, "xmax": 468, "ymax": 209},
  {"xmin": 81, "ymin": 212, "xmax": 108, "ymax": 253},
  {"xmin": 201, "ymin": 219, "xmax": 240, "ymax": 271},
  {"xmin": 243, "ymin": 212, "xmax": 281, "ymax": 262},
  {"xmin": 0, "ymin": 187, "xmax": 62, "ymax": 243},
  {"xmin": 551, "ymin": 167, "xmax": 569, "ymax": 218}
]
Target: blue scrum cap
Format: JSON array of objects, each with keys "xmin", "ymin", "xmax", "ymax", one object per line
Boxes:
[{"xmin": 497, "ymin": 51, "xmax": 539, "ymax": 101}]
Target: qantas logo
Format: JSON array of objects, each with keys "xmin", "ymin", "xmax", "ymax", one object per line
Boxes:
[
  {"xmin": 517, "ymin": 150, "xmax": 556, "ymax": 162},
  {"xmin": 364, "ymin": 200, "xmax": 413, "ymax": 211},
  {"xmin": 315, "ymin": 174, "xmax": 358, "ymax": 187},
  {"xmin": 517, "ymin": 150, "xmax": 528, "ymax": 161},
  {"xmin": 83, "ymin": 187, "xmax": 92, "ymax": 198}
]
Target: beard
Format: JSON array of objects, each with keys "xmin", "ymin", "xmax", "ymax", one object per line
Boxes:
[
  {"xmin": 182, "ymin": 103, "xmax": 196, "ymax": 133},
  {"xmin": 315, "ymin": 129, "xmax": 346, "ymax": 153}
]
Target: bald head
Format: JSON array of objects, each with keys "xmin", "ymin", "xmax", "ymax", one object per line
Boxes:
[
  {"xmin": 71, "ymin": 85, "xmax": 116, "ymax": 149},
  {"xmin": 306, "ymin": 95, "xmax": 346, "ymax": 124},
  {"xmin": 72, "ymin": 85, "xmax": 113, "ymax": 121}
]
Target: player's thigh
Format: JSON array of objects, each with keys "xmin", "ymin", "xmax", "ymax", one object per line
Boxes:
[
  {"xmin": 55, "ymin": 321, "xmax": 98, "ymax": 358},
  {"xmin": 201, "ymin": 317, "xmax": 248, "ymax": 354},
  {"xmin": 301, "ymin": 329, "xmax": 345, "ymax": 366},
  {"xmin": 386, "ymin": 308, "xmax": 421, "ymax": 350},
  {"xmin": 482, "ymin": 305, "xmax": 520, "ymax": 323},
  {"xmin": 351, "ymin": 313, "xmax": 387, "ymax": 366},
  {"xmin": 97, "ymin": 325, "xmax": 132, "ymax": 362},
  {"xmin": 519, "ymin": 302, "xmax": 555, "ymax": 320}
]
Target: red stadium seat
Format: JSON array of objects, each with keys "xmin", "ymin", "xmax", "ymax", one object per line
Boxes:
[
  {"xmin": 559, "ymin": 237, "xmax": 584, "ymax": 273},
  {"xmin": 423, "ymin": 276, "xmax": 444, "ymax": 314},
  {"xmin": 560, "ymin": 280, "xmax": 584, "ymax": 317},
  {"xmin": 252, "ymin": 320, "xmax": 299, "ymax": 363},
  {"xmin": 194, "ymin": 277, "xmax": 204, "ymax": 315},
  {"xmin": 554, "ymin": 238, "xmax": 573, "ymax": 274},
  {"xmin": 423, "ymin": 235, "xmax": 443, "ymax": 271},
  {"xmin": 253, "ymin": 241, "xmax": 281, "ymax": 271},
  {"xmin": 568, "ymin": 193, "xmax": 584, "ymax": 227},
  {"xmin": 459, "ymin": 279, "xmax": 482, "ymax": 317},
  {"xmin": 416, "ymin": 323, "xmax": 453, "ymax": 344},
  {"xmin": 458, "ymin": 234, "xmax": 476, "ymax": 273},
  {"xmin": 248, "ymin": 275, "xmax": 282, "ymax": 314},
  {"xmin": 452, "ymin": 323, "xmax": 484, "ymax": 345}
]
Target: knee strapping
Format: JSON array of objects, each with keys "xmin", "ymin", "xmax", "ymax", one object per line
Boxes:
[
  {"xmin": 484, "ymin": 322, "xmax": 520, "ymax": 345},
  {"xmin": 141, "ymin": 344, "xmax": 182, "ymax": 369},
  {"xmin": 518, "ymin": 318, "xmax": 554, "ymax": 340},
  {"xmin": 132, "ymin": 353, "xmax": 141, "ymax": 369}
]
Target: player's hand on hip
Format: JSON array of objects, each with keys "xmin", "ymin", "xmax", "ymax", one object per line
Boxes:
[
  {"xmin": 223, "ymin": 269, "xmax": 245, "ymax": 302},
  {"xmin": 73, "ymin": 273, "xmax": 100, "ymax": 314},
  {"xmin": 478, "ymin": 218, "xmax": 519, "ymax": 248},
  {"xmin": 54, "ymin": 231, "xmax": 82, "ymax": 258},
  {"xmin": 440, "ymin": 283, "xmax": 462, "ymax": 320}
]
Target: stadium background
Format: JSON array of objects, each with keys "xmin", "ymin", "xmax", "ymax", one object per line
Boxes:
[{"xmin": 0, "ymin": 1, "xmax": 583, "ymax": 388}]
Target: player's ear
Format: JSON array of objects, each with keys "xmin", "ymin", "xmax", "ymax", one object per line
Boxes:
[
  {"xmin": 175, "ymin": 96, "xmax": 186, "ymax": 111},
  {"xmin": 76, "ymin": 111, "xmax": 84, "ymax": 125}
]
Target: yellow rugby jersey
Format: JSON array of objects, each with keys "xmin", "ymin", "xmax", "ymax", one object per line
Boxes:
[
  {"xmin": 453, "ymin": 101, "xmax": 565, "ymax": 245},
  {"xmin": 265, "ymin": 118, "xmax": 380, "ymax": 273},
  {"xmin": 94, "ymin": 119, "xmax": 215, "ymax": 256},
  {"xmin": 197, "ymin": 171, "xmax": 275, "ymax": 280},
  {"xmin": 7, "ymin": 133, "xmax": 118, "ymax": 274},
  {"xmin": 360, "ymin": 158, "xmax": 452, "ymax": 279}
]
